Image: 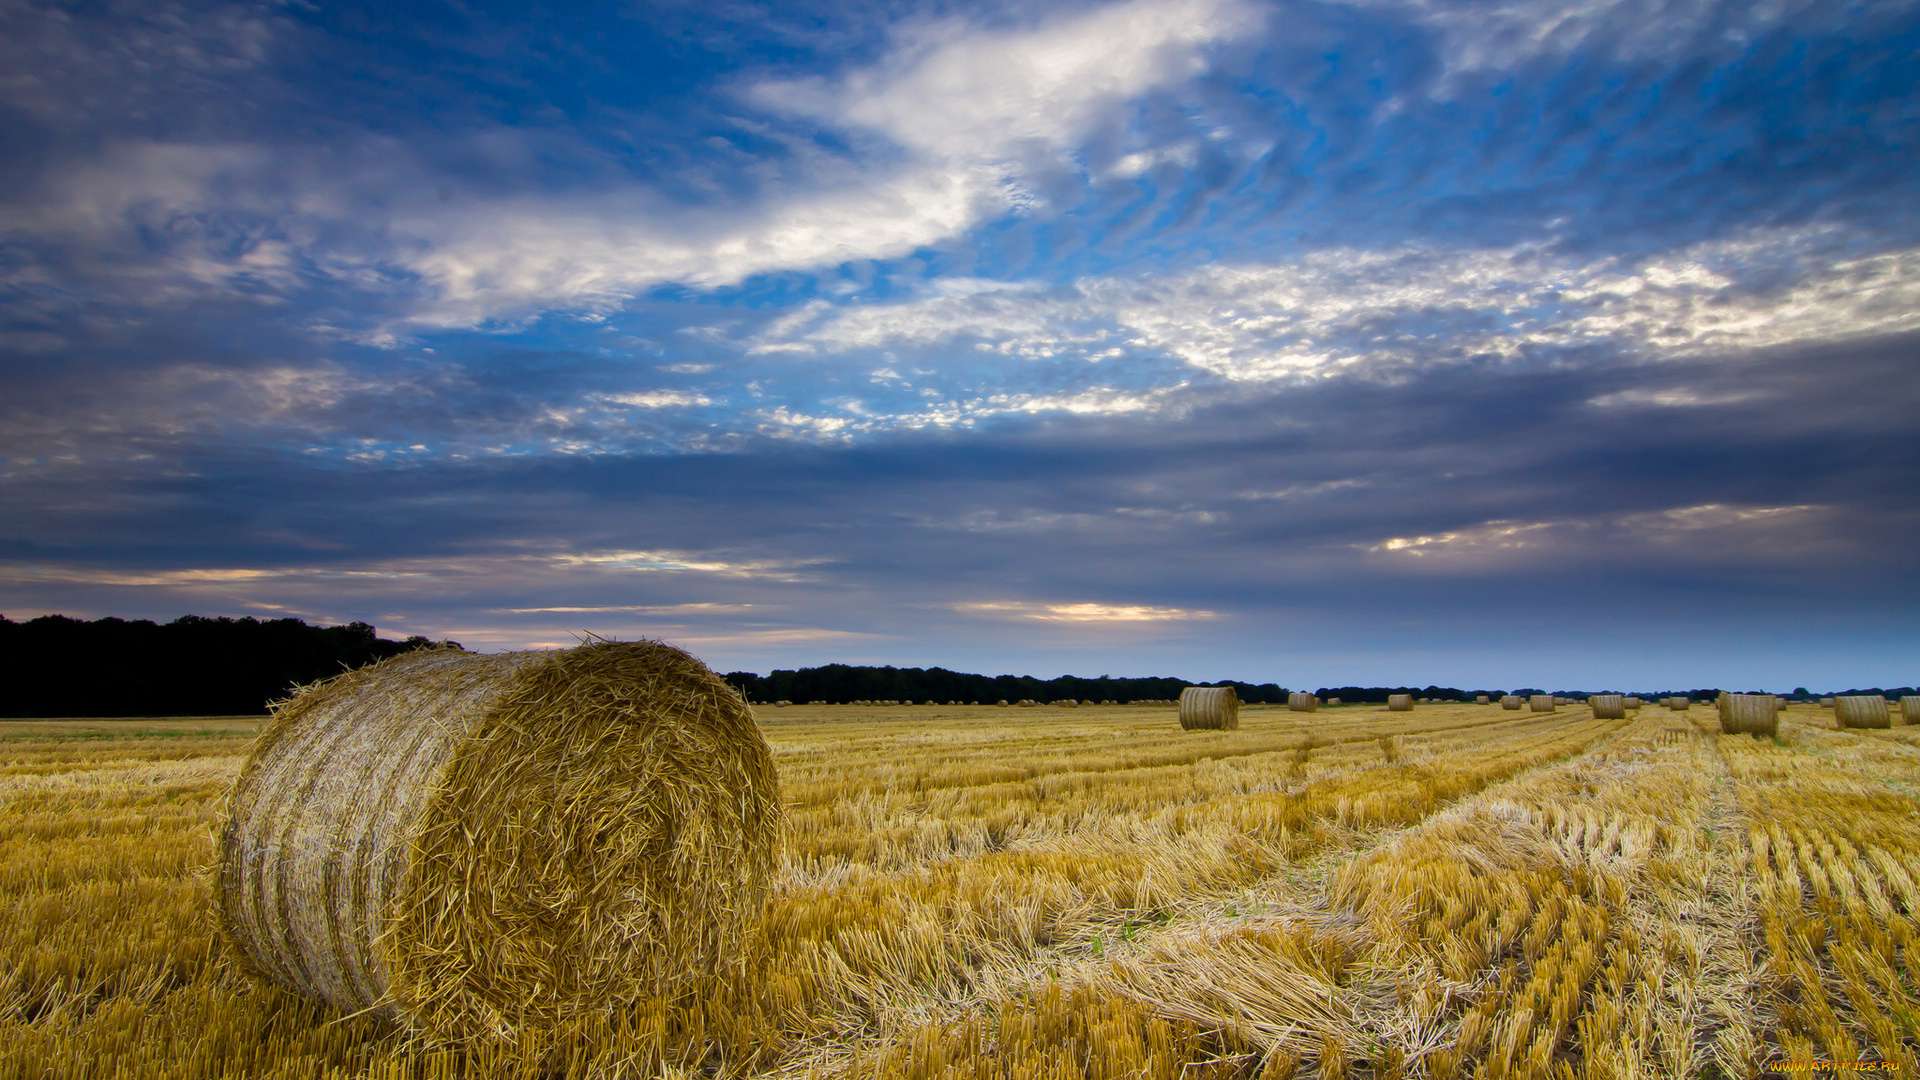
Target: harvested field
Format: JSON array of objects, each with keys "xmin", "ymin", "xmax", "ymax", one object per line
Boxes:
[{"xmin": 3, "ymin": 700, "xmax": 1916, "ymax": 1078}]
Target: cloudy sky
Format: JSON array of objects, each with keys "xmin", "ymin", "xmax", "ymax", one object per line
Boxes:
[{"xmin": 3, "ymin": 0, "xmax": 1917, "ymax": 690}]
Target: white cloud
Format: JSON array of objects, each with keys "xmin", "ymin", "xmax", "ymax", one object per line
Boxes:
[
  {"xmin": 387, "ymin": 0, "xmax": 1256, "ymax": 327},
  {"xmin": 1361, "ymin": 502, "xmax": 1838, "ymax": 570},
  {"xmin": 597, "ymin": 390, "xmax": 714, "ymax": 408},
  {"xmin": 754, "ymin": 228, "xmax": 1920, "ymax": 383}
]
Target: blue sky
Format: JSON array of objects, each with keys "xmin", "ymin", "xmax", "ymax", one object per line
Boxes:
[{"xmin": 3, "ymin": 0, "xmax": 1917, "ymax": 690}]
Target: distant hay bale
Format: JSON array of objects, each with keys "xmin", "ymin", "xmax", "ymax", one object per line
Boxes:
[
  {"xmin": 1500, "ymin": 694, "xmax": 1523, "ymax": 710},
  {"xmin": 1475, "ymin": 694, "xmax": 1490, "ymax": 704},
  {"xmin": 1624, "ymin": 697, "xmax": 1641, "ymax": 709},
  {"xmin": 1835, "ymin": 695, "xmax": 1891, "ymax": 729},
  {"xmin": 996, "ymin": 699, "xmax": 1009, "ymax": 706},
  {"xmin": 212, "ymin": 641, "xmax": 780, "ymax": 1045},
  {"xmin": 1287, "ymin": 692, "xmax": 1318, "ymax": 713},
  {"xmin": 1820, "ymin": 697, "xmax": 1834, "ymax": 706},
  {"xmin": 773, "ymin": 700, "xmax": 792, "ymax": 707},
  {"xmin": 1530, "ymin": 695, "xmax": 1556, "ymax": 713},
  {"xmin": 1325, "ymin": 697, "xmax": 1341, "ymax": 706},
  {"xmin": 1719, "ymin": 692, "xmax": 1779, "ymax": 736},
  {"xmin": 1589, "ymin": 694, "xmax": 1627, "ymax": 719},
  {"xmin": 1017, "ymin": 699, "xmax": 1038, "ymax": 707},
  {"xmin": 1052, "ymin": 699, "xmax": 1080, "ymax": 708},
  {"xmin": 1668, "ymin": 696, "xmax": 1690, "ymax": 711},
  {"xmin": 1900, "ymin": 696, "xmax": 1920, "ymax": 723},
  {"xmin": 1387, "ymin": 694, "xmax": 1413, "ymax": 712},
  {"xmin": 1554, "ymin": 696, "xmax": 1571, "ymax": 706},
  {"xmin": 1179, "ymin": 687, "xmax": 1240, "ymax": 730}
]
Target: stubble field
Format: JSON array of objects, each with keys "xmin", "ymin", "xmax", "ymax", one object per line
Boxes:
[{"xmin": 2, "ymin": 701, "xmax": 1917, "ymax": 1079}]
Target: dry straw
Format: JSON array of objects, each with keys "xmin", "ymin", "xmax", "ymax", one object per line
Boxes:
[
  {"xmin": 1589, "ymin": 693, "xmax": 1627, "ymax": 719},
  {"xmin": 1178, "ymin": 686, "xmax": 1240, "ymax": 730},
  {"xmin": 1287, "ymin": 691, "xmax": 1318, "ymax": 713},
  {"xmin": 1719, "ymin": 692, "xmax": 1779, "ymax": 736},
  {"xmin": 1387, "ymin": 694, "xmax": 1414, "ymax": 712},
  {"xmin": 1500, "ymin": 694, "xmax": 1523, "ymax": 710},
  {"xmin": 1834, "ymin": 695, "xmax": 1891, "ymax": 729},
  {"xmin": 1530, "ymin": 694, "xmax": 1556, "ymax": 713},
  {"xmin": 211, "ymin": 640, "xmax": 781, "ymax": 1047}
]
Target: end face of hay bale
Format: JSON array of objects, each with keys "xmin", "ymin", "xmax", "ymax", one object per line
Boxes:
[
  {"xmin": 1589, "ymin": 694, "xmax": 1627, "ymax": 720},
  {"xmin": 1529, "ymin": 694, "xmax": 1556, "ymax": 713},
  {"xmin": 1178, "ymin": 686, "xmax": 1240, "ymax": 730},
  {"xmin": 1719, "ymin": 692, "xmax": 1780, "ymax": 736},
  {"xmin": 1386, "ymin": 694, "xmax": 1414, "ymax": 711},
  {"xmin": 212, "ymin": 640, "xmax": 781, "ymax": 1046},
  {"xmin": 1500, "ymin": 694, "xmax": 1523, "ymax": 710},
  {"xmin": 1287, "ymin": 692, "xmax": 1318, "ymax": 713},
  {"xmin": 1835, "ymin": 695, "xmax": 1892, "ymax": 729}
]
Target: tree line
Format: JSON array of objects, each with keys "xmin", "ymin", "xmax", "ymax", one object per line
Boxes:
[
  {"xmin": 0, "ymin": 614, "xmax": 449, "ymax": 717},
  {"xmin": 723, "ymin": 665, "xmax": 1289, "ymax": 705}
]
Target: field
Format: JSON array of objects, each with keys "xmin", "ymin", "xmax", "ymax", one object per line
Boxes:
[{"xmin": 3, "ymin": 701, "xmax": 1918, "ymax": 1079}]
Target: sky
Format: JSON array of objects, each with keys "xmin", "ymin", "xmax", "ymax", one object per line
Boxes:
[{"xmin": 2, "ymin": 0, "xmax": 1917, "ymax": 691}]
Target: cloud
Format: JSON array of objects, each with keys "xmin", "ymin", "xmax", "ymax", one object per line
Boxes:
[
  {"xmin": 754, "ymin": 228, "xmax": 1920, "ymax": 383},
  {"xmin": 957, "ymin": 601, "xmax": 1218, "ymax": 621},
  {"xmin": 1362, "ymin": 503, "xmax": 1841, "ymax": 570}
]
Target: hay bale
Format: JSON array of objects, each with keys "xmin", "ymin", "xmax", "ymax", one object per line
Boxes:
[
  {"xmin": 1500, "ymin": 694, "xmax": 1523, "ymax": 710},
  {"xmin": 1624, "ymin": 697, "xmax": 1641, "ymax": 709},
  {"xmin": 1901, "ymin": 696, "xmax": 1920, "ymax": 723},
  {"xmin": 212, "ymin": 641, "xmax": 780, "ymax": 1045},
  {"xmin": 1475, "ymin": 694, "xmax": 1490, "ymax": 704},
  {"xmin": 996, "ymin": 699, "xmax": 1009, "ymax": 706},
  {"xmin": 1835, "ymin": 695, "xmax": 1891, "ymax": 729},
  {"xmin": 1554, "ymin": 696, "xmax": 1571, "ymax": 706},
  {"xmin": 1820, "ymin": 696, "xmax": 1834, "ymax": 707},
  {"xmin": 1668, "ymin": 696, "xmax": 1690, "ymax": 711},
  {"xmin": 1589, "ymin": 694, "xmax": 1627, "ymax": 719},
  {"xmin": 1179, "ymin": 687, "xmax": 1239, "ymax": 730},
  {"xmin": 1387, "ymin": 694, "xmax": 1413, "ymax": 712},
  {"xmin": 1530, "ymin": 694, "xmax": 1556, "ymax": 713},
  {"xmin": 1719, "ymin": 692, "xmax": 1779, "ymax": 736},
  {"xmin": 1287, "ymin": 692, "xmax": 1318, "ymax": 713},
  {"xmin": 1325, "ymin": 697, "xmax": 1341, "ymax": 706}
]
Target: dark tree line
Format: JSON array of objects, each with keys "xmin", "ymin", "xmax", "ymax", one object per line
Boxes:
[
  {"xmin": 723, "ymin": 664, "xmax": 1287, "ymax": 705},
  {"xmin": 0, "ymin": 614, "xmax": 451, "ymax": 717}
]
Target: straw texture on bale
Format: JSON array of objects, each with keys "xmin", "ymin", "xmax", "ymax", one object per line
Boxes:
[
  {"xmin": 1500, "ymin": 695, "xmax": 1523, "ymax": 710},
  {"xmin": 1589, "ymin": 694, "xmax": 1627, "ymax": 720},
  {"xmin": 1624, "ymin": 697, "xmax": 1641, "ymax": 709},
  {"xmin": 1903, "ymin": 696, "xmax": 1920, "ymax": 723},
  {"xmin": 1530, "ymin": 694, "xmax": 1556, "ymax": 713},
  {"xmin": 1287, "ymin": 692, "xmax": 1318, "ymax": 713},
  {"xmin": 1668, "ymin": 696, "xmax": 1691, "ymax": 711},
  {"xmin": 1384, "ymin": 694, "xmax": 1412, "ymax": 712},
  {"xmin": 1178, "ymin": 687, "xmax": 1240, "ymax": 730},
  {"xmin": 1718, "ymin": 692, "xmax": 1780, "ymax": 736},
  {"xmin": 212, "ymin": 641, "xmax": 781, "ymax": 1045},
  {"xmin": 1475, "ymin": 694, "xmax": 1490, "ymax": 704},
  {"xmin": 1325, "ymin": 697, "xmax": 1341, "ymax": 706},
  {"xmin": 1835, "ymin": 695, "xmax": 1892, "ymax": 729}
]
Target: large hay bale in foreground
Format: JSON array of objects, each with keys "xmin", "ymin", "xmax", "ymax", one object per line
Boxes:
[
  {"xmin": 1590, "ymin": 694, "xmax": 1627, "ymax": 719},
  {"xmin": 1387, "ymin": 694, "xmax": 1414, "ymax": 712},
  {"xmin": 1530, "ymin": 694, "xmax": 1555, "ymax": 713},
  {"xmin": 212, "ymin": 641, "xmax": 780, "ymax": 1044},
  {"xmin": 1902, "ymin": 696, "xmax": 1920, "ymax": 723},
  {"xmin": 1179, "ymin": 687, "xmax": 1239, "ymax": 730},
  {"xmin": 1835, "ymin": 695, "xmax": 1891, "ymax": 729},
  {"xmin": 1719, "ymin": 692, "xmax": 1779, "ymax": 736},
  {"xmin": 1500, "ymin": 694, "xmax": 1522, "ymax": 710},
  {"xmin": 1287, "ymin": 692, "xmax": 1318, "ymax": 713}
]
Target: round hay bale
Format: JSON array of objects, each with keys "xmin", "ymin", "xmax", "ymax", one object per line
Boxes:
[
  {"xmin": 1387, "ymin": 694, "xmax": 1413, "ymax": 712},
  {"xmin": 1325, "ymin": 697, "xmax": 1341, "ymax": 706},
  {"xmin": 996, "ymin": 699, "xmax": 1009, "ymax": 706},
  {"xmin": 1590, "ymin": 693, "xmax": 1627, "ymax": 719},
  {"xmin": 1500, "ymin": 694, "xmax": 1523, "ymax": 710},
  {"xmin": 1554, "ymin": 696, "xmax": 1571, "ymax": 706},
  {"xmin": 1668, "ymin": 696, "xmax": 1691, "ymax": 711},
  {"xmin": 1719, "ymin": 692, "xmax": 1779, "ymax": 736},
  {"xmin": 1901, "ymin": 696, "xmax": 1920, "ymax": 724},
  {"xmin": 1835, "ymin": 695, "xmax": 1891, "ymax": 729},
  {"xmin": 1820, "ymin": 696, "xmax": 1835, "ymax": 707},
  {"xmin": 1624, "ymin": 697, "xmax": 1642, "ymax": 709},
  {"xmin": 1287, "ymin": 692, "xmax": 1318, "ymax": 713},
  {"xmin": 212, "ymin": 641, "xmax": 780, "ymax": 1045},
  {"xmin": 1475, "ymin": 694, "xmax": 1490, "ymax": 704},
  {"xmin": 1529, "ymin": 694, "xmax": 1556, "ymax": 713},
  {"xmin": 1179, "ymin": 687, "xmax": 1239, "ymax": 730}
]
